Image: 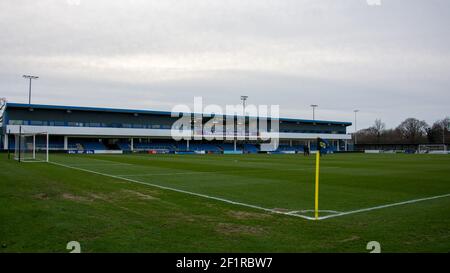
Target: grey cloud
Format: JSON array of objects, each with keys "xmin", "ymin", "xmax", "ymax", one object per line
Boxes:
[{"xmin": 0, "ymin": 0, "xmax": 449, "ymax": 130}]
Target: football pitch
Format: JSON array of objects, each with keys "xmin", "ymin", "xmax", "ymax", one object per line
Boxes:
[{"xmin": 1, "ymin": 153, "xmax": 449, "ymax": 252}]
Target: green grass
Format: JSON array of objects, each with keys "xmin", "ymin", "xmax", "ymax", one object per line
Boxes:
[{"xmin": 1, "ymin": 153, "xmax": 449, "ymax": 252}]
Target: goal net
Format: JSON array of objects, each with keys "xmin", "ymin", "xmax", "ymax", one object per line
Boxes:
[
  {"xmin": 14, "ymin": 130, "xmax": 49, "ymax": 162},
  {"xmin": 418, "ymin": 144, "xmax": 448, "ymax": 154}
]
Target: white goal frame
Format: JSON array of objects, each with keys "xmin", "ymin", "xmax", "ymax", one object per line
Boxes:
[
  {"xmin": 418, "ymin": 144, "xmax": 448, "ymax": 154},
  {"xmin": 14, "ymin": 127, "xmax": 49, "ymax": 163}
]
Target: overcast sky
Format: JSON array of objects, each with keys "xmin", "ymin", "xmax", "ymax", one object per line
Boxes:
[{"xmin": 1, "ymin": 0, "xmax": 449, "ymax": 130}]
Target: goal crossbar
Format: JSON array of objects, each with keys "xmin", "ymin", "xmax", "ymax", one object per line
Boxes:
[
  {"xmin": 418, "ymin": 144, "xmax": 448, "ymax": 154},
  {"xmin": 14, "ymin": 127, "xmax": 49, "ymax": 162}
]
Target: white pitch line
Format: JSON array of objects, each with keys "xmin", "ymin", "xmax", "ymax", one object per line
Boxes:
[
  {"xmin": 287, "ymin": 210, "xmax": 342, "ymax": 215},
  {"xmin": 48, "ymin": 160, "xmax": 450, "ymax": 221},
  {"xmin": 319, "ymin": 193, "xmax": 450, "ymax": 220},
  {"xmin": 49, "ymin": 161, "xmax": 317, "ymax": 220}
]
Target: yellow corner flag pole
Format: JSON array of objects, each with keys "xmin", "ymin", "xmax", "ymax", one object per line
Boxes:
[{"xmin": 315, "ymin": 150, "xmax": 320, "ymax": 220}]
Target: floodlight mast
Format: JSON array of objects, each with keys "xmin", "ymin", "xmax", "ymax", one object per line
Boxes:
[
  {"xmin": 240, "ymin": 96, "xmax": 248, "ymax": 115},
  {"xmin": 23, "ymin": 75, "xmax": 39, "ymax": 105},
  {"xmin": 240, "ymin": 96, "xmax": 248, "ymax": 141},
  {"xmin": 310, "ymin": 104, "xmax": 318, "ymax": 120},
  {"xmin": 354, "ymin": 110, "xmax": 360, "ymax": 145}
]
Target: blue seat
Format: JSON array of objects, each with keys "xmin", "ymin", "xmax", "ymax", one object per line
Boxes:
[
  {"xmin": 81, "ymin": 142, "xmax": 106, "ymax": 150},
  {"xmin": 243, "ymin": 144, "xmax": 259, "ymax": 153},
  {"xmin": 117, "ymin": 142, "xmax": 131, "ymax": 151},
  {"xmin": 219, "ymin": 144, "xmax": 240, "ymax": 151}
]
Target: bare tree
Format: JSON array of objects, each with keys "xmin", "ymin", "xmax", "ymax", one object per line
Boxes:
[
  {"xmin": 373, "ymin": 119, "xmax": 386, "ymax": 143},
  {"xmin": 427, "ymin": 117, "xmax": 450, "ymax": 144},
  {"xmin": 396, "ymin": 118, "xmax": 429, "ymax": 144}
]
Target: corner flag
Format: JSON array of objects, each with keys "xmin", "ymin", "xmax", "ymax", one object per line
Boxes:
[
  {"xmin": 317, "ymin": 137, "xmax": 330, "ymax": 155},
  {"xmin": 314, "ymin": 138, "xmax": 329, "ymax": 220}
]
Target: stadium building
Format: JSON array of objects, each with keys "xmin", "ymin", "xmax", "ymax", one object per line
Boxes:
[{"xmin": 0, "ymin": 102, "xmax": 352, "ymax": 154}]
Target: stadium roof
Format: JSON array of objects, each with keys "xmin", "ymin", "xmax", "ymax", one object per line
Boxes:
[{"xmin": 5, "ymin": 102, "xmax": 352, "ymax": 126}]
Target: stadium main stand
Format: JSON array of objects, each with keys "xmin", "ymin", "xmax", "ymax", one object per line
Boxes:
[{"xmin": 2, "ymin": 103, "xmax": 352, "ymax": 153}]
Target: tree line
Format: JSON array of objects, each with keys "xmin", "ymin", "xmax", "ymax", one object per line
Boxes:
[{"xmin": 356, "ymin": 117, "xmax": 449, "ymax": 145}]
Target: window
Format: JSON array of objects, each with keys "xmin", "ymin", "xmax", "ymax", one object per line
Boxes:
[
  {"xmin": 68, "ymin": 122, "xmax": 83, "ymax": 127},
  {"xmin": 9, "ymin": 120, "xmax": 23, "ymax": 125},
  {"xmin": 30, "ymin": 120, "xmax": 43, "ymax": 125}
]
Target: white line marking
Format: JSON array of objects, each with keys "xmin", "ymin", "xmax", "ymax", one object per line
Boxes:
[
  {"xmin": 319, "ymin": 193, "xmax": 450, "ymax": 220},
  {"xmin": 287, "ymin": 210, "xmax": 342, "ymax": 215},
  {"xmin": 48, "ymin": 160, "xmax": 450, "ymax": 221},
  {"xmin": 49, "ymin": 161, "xmax": 317, "ymax": 220}
]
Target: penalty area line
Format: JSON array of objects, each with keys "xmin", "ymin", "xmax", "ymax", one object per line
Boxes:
[
  {"xmin": 48, "ymin": 161, "xmax": 450, "ymax": 221},
  {"xmin": 49, "ymin": 161, "xmax": 317, "ymax": 221},
  {"xmin": 319, "ymin": 193, "xmax": 450, "ymax": 220}
]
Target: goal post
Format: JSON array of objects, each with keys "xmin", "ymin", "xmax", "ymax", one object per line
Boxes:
[
  {"xmin": 14, "ymin": 127, "xmax": 49, "ymax": 162},
  {"xmin": 418, "ymin": 144, "xmax": 448, "ymax": 154}
]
